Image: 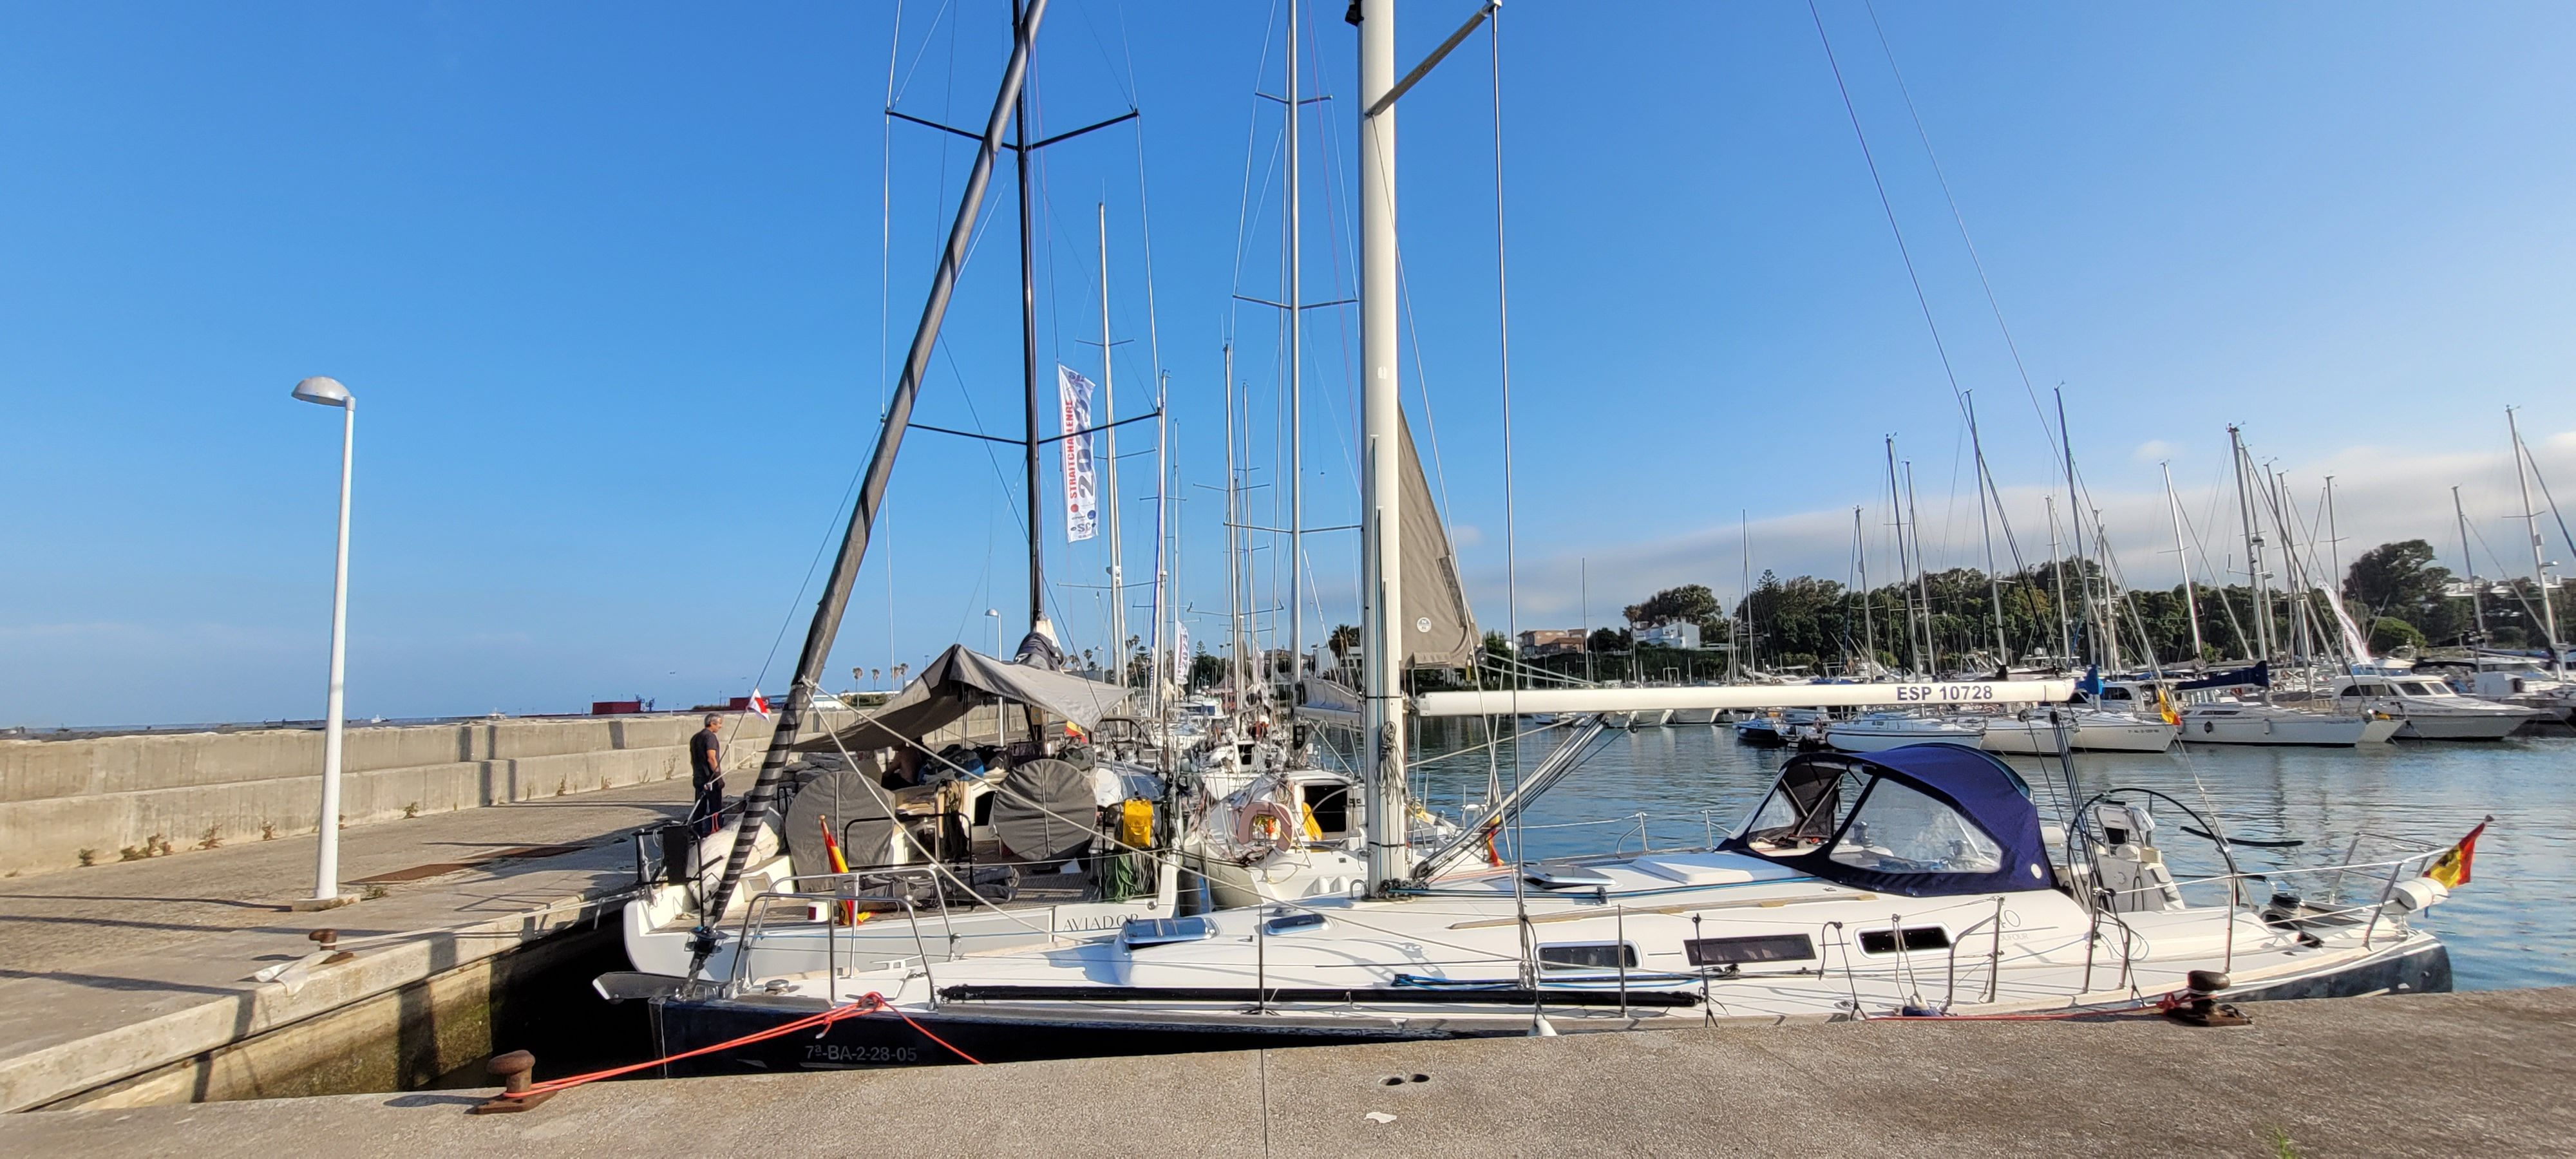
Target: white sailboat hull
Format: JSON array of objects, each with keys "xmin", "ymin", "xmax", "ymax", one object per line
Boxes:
[
  {"xmin": 1824, "ymin": 718, "xmax": 1985, "ymax": 753},
  {"xmin": 1979, "ymin": 715, "xmax": 2177, "ymax": 754},
  {"xmin": 2175, "ymin": 708, "xmax": 2370, "ymax": 748}
]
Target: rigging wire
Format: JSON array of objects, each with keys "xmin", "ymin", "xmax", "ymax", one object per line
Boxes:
[
  {"xmin": 1858, "ymin": 0, "xmax": 2063, "ymax": 466},
  {"xmin": 881, "ymin": 0, "xmax": 907, "ymax": 689},
  {"xmin": 1486, "ymin": 6, "xmax": 1538, "ymax": 994}
]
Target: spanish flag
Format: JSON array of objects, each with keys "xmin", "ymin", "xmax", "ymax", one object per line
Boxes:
[
  {"xmin": 2153, "ymin": 687, "xmax": 2181, "ymax": 727},
  {"xmin": 2426, "ymin": 816, "xmax": 2491, "ymax": 889}
]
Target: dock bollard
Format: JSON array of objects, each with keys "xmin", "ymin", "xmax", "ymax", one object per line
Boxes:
[
  {"xmin": 469, "ymin": 1050, "xmax": 554, "ymax": 1114},
  {"xmin": 2164, "ymin": 970, "xmax": 2250, "ymax": 1027},
  {"xmin": 308, "ymin": 928, "xmax": 354, "ymax": 966}
]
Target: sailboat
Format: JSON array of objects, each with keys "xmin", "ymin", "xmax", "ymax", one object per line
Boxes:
[
  {"xmin": 605, "ymin": 0, "xmax": 1378, "ymax": 995},
  {"xmin": 582, "ymin": 3, "xmax": 2477, "ymax": 1075}
]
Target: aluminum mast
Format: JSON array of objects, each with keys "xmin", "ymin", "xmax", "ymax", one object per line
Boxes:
[
  {"xmin": 1285, "ymin": 0, "xmax": 1306, "ymax": 711},
  {"xmin": 1357, "ymin": 0, "xmax": 1407, "ymax": 890}
]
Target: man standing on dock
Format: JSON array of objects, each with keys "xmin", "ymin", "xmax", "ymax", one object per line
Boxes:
[{"xmin": 688, "ymin": 713, "xmax": 725, "ymax": 836}]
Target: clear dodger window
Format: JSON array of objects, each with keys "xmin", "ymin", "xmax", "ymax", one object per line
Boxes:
[
  {"xmin": 1738, "ymin": 765, "xmax": 1868, "ymax": 851},
  {"xmin": 1828, "ymin": 777, "xmax": 2005, "ymax": 876}
]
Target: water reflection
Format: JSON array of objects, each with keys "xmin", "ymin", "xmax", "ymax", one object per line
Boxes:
[{"xmin": 1406, "ymin": 719, "xmax": 2571, "ymax": 992}]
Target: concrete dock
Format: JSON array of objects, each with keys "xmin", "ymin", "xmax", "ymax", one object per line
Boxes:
[
  {"xmin": 16, "ymin": 987, "xmax": 2572, "ymax": 1156},
  {"xmin": 0, "ymin": 776, "xmax": 690, "ymax": 1111}
]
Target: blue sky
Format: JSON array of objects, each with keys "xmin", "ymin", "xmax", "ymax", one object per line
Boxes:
[{"xmin": 5, "ymin": 1, "xmax": 2573, "ymax": 726}]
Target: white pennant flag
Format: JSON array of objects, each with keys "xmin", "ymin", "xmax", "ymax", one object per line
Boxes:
[
  {"xmin": 1057, "ymin": 364, "xmax": 1099, "ymax": 543},
  {"xmin": 1174, "ymin": 621, "xmax": 1191, "ymax": 684}
]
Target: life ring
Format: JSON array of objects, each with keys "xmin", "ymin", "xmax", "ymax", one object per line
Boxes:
[{"xmin": 1234, "ymin": 801, "xmax": 1298, "ymax": 851}]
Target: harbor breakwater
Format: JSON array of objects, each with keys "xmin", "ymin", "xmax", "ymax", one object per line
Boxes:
[{"xmin": 0, "ymin": 711, "xmax": 834, "ymax": 879}]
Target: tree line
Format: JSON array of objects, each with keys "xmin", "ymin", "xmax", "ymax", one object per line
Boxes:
[{"xmin": 1499, "ymin": 539, "xmax": 2571, "ymax": 681}]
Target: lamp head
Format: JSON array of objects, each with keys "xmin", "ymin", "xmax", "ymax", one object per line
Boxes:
[{"xmin": 291, "ymin": 376, "xmax": 352, "ymax": 408}]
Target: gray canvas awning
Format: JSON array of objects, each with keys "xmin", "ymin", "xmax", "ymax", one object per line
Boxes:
[{"xmin": 801, "ymin": 643, "xmax": 1132, "ymax": 751}]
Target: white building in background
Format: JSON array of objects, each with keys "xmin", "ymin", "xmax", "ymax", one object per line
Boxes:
[{"xmin": 1635, "ymin": 621, "xmax": 1700, "ymax": 650}]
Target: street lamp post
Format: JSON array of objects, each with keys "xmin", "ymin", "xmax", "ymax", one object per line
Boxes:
[{"xmin": 290, "ymin": 376, "xmax": 358, "ymax": 911}]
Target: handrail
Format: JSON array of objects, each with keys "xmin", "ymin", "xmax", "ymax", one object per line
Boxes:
[{"xmin": 1942, "ymin": 898, "xmax": 2007, "ymax": 1009}]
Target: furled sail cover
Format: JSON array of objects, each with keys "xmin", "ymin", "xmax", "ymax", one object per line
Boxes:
[
  {"xmin": 801, "ymin": 643, "xmax": 1132, "ymax": 752},
  {"xmin": 989, "ymin": 757, "xmax": 1097, "ymax": 863},
  {"xmin": 1399, "ymin": 413, "xmax": 1479, "ymax": 669}
]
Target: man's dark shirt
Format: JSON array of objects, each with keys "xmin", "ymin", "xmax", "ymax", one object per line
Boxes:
[{"xmin": 690, "ymin": 729, "xmax": 721, "ymax": 792}]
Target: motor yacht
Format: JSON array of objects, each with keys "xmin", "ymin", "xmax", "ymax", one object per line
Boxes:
[{"xmin": 2325, "ymin": 674, "xmax": 2545, "ymax": 740}]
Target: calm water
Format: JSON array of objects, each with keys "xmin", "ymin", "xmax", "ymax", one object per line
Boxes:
[{"xmin": 1404, "ymin": 720, "xmax": 2575, "ymax": 992}]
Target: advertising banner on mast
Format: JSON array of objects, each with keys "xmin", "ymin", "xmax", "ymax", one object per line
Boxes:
[{"xmin": 1057, "ymin": 364, "xmax": 1099, "ymax": 543}]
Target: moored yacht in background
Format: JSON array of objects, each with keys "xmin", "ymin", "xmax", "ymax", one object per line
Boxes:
[
  {"xmin": 1827, "ymin": 711, "xmax": 1985, "ymax": 753},
  {"xmin": 2318, "ymin": 674, "xmax": 2545, "ymax": 740}
]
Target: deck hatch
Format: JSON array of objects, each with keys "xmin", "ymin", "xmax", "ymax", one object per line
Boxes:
[
  {"xmin": 1537, "ymin": 942, "xmax": 1638, "ymax": 970},
  {"xmin": 1120, "ymin": 916, "xmax": 1215, "ymax": 949}
]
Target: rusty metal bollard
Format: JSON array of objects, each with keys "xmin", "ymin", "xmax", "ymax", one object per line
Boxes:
[
  {"xmin": 308, "ymin": 928, "xmax": 354, "ymax": 965},
  {"xmin": 468, "ymin": 1050, "xmax": 554, "ymax": 1114}
]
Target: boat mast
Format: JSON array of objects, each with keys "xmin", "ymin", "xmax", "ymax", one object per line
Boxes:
[
  {"xmin": 2454, "ymin": 484, "xmax": 2486, "ymax": 647},
  {"xmin": 1097, "ymin": 204, "xmax": 1125, "ymax": 690},
  {"xmin": 1151, "ymin": 372, "xmax": 1170, "ymax": 714},
  {"xmin": 2509, "ymin": 406, "xmax": 2564, "ymax": 674},
  {"xmin": 1966, "ymin": 391, "xmax": 2008, "ymax": 669},
  {"xmin": 1014, "ymin": 0, "xmax": 1043, "ymax": 643},
  {"xmin": 2162, "ymin": 462, "xmax": 2202, "ymax": 663},
  {"xmin": 1739, "ymin": 510, "xmax": 1754, "ymax": 677},
  {"xmin": 1224, "ymin": 343, "xmax": 1246, "ymax": 702},
  {"xmin": 1886, "ymin": 436, "xmax": 1922, "ymax": 674},
  {"xmin": 1906, "ymin": 460, "xmax": 1933, "ymax": 674},
  {"xmin": 2055, "ymin": 390, "xmax": 2091, "ymax": 669},
  {"xmin": 1285, "ymin": 0, "xmax": 1305, "ymax": 715},
  {"xmin": 696, "ymin": 1, "xmax": 1045, "ymax": 938},
  {"xmin": 2047, "ymin": 496, "xmax": 2071, "ymax": 666},
  {"xmin": 1854, "ymin": 507, "xmax": 1875, "ymax": 675},
  {"xmin": 2324, "ymin": 475, "xmax": 2344, "ymax": 592},
  {"xmin": 2275, "ymin": 469, "xmax": 2311, "ymax": 663},
  {"xmin": 2230, "ymin": 424, "xmax": 2271, "ymax": 664},
  {"xmin": 1357, "ymin": 0, "xmax": 1408, "ymax": 890},
  {"xmin": 2093, "ymin": 510, "xmax": 2121, "ymax": 674}
]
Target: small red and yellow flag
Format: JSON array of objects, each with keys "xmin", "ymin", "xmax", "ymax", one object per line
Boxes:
[
  {"xmin": 2153, "ymin": 687, "xmax": 2181, "ymax": 727},
  {"xmin": 2426, "ymin": 816, "xmax": 2491, "ymax": 889}
]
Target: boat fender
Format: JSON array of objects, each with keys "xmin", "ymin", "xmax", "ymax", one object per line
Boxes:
[{"xmin": 2385, "ymin": 876, "xmax": 2450, "ymax": 913}]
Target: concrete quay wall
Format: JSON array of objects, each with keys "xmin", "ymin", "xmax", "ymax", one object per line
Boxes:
[{"xmin": 0, "ymin": 711, "xmax": 837, "ymax": 878}]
